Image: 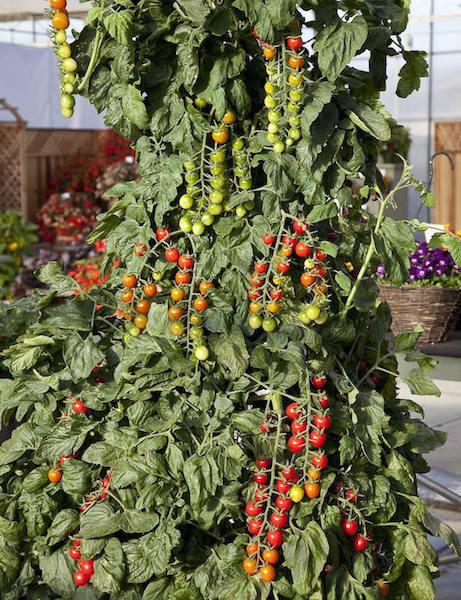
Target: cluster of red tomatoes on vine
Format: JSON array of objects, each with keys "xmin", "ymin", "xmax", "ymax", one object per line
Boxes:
[{"xmin": 49, "ymin": 0, "xmax": 78, "ymax": 118}]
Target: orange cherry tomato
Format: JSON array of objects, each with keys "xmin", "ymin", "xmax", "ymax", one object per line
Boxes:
[
  {"xmin": 289, "ymin": 55, "xmax": 304, "ymax": 69},
  {"xmin": 304, "ymin": 482, "xmax": 320, "ymax": 498},
  {"xmin": 121, "ymin": 290, "xmax": 133, "ymax": 303},
  {"xmin": 194, "ymin": 297, "xmax": 208, "ymax": 312},
  {"xmin": 313, "ymin": 284, "xmax": 328, "ymax": 296},
  {"xmin": 249, "ymin": 301, "xmax": 263, "ymax": 314},
  {"xmin": 263, "ymin": 47, "xmax": 277, "ymax": 60},
  {"xmin": 199, "ymin": 281, "xmax": 215, "ymax": 296},
  {"xmin": 143, "ymin": 283, "xmax": 157, "ymax": 297},
  {"xmin": 259, "ymin": 565, "xmax": 276, "ymax": 582},
  {"xmin": 307, "ymin": 467, "xmax": 321, "ymax": 481},
  {"xmin": 171, "ymin": 288, "xmax": 185, "ymax": 302},
  {"xmin": 247, "ymin": 542, "xmax": 258, "ymax": 556},
  {"xmin": 212, "ymin": 128, "xmax": 229, "ymax": 144},
  {"xmin": 281, "ymin": 246, "xmax": 293, "ymax": 257},
  {"xmin": 51, "ymin": 0, "xmax": 67, "ymax": 7},
  {"xmin": 301, "ymin": 273, "xmax": 315, "ymax": 287},
  {"xmin": 134, "ymin": 314, "xmax": 148, "ymax": 329},
  {"xmin": 48, "ymin": 468, "xmax": 62, "ymax": 483},
  {"xmin": 262, "ymin": 549, "xmax": 279, "ymax": 565},
  {"xmin": 376, "ymin": 581, "xmax": 390, "ymax": 597},
  {"xmin": 176, "ymin": 272, "xmax": 191, "ymax": 285},
  {"xmin": 168, "ymin": 306, "xmax": 184, "ymax": 321},
  {"xmin": 243, "ymin": 558, "xmax": 257, "ymax": 575},
  {"xmin": 136, "ymin": 300, "xmax": 151, "ymax": 314},
  {"xmin": 122, "ymin": 274, "xmax": 137, "ymax": 288},
  {"xmin": 52, "ymin": 11, "xmax": 69, "ymax": 30}
]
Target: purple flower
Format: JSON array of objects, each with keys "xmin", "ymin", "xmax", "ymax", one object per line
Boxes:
[{"xmin": 417, "ymin": 269, "xmax": 427, "ymax": 278}]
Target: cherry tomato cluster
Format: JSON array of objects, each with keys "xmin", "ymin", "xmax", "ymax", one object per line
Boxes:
[
  {"xmin": 248, "ymin": 219, "xmax": 329, "ymax": 331},
  {"xmin": 232, "ymin": 138, "xmax": 255, "ymax": 217},
  {"xmin": 167, "ymin": 251, "xmax": 213, "ymax": 361},
  {"xmin": 49, "ymin": 0, "xmax": 78, "ymax": 118},
  {"xmin": 333, "ymin": 479, "xmax": 372, "ymax": 554},
  {"xmin": 254, "ymin": 29, "xmax": 304, "ymax": 153},
  {"xmin": 80, "ymin": 470, "xmax": 113, "ymax": 513},
  {"xmin": 120, "ymin": 273, "xmax": 155, "ymax": 336},
  {"xmin": 69, "ymin": 540, "xmax": 95, "ymax": 587}
]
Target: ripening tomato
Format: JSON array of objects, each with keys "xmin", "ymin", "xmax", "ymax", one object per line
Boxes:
[
  {"xmin": 270, "ymin": 288, "xmax": 283, "ymax": 300},
  {"xmin": 262, "ymin": 549, "xmax": 279, "ymax": 565},
  {"xmin": 134, "ymin": 242, "xmax": 147, "ymax": 256},
  {"xmin": 247, "ymin": 542, "xmax": 258, "ymax": 556},
  {"xmin": 267, "ymin": 530, "xmax": 283, "ymax": 548},
  {"xmin": 289, "ymin": 55, "xmax": 304, "ymax": 69},
  {"xmin": 248, "ymin": 289, "xmax": 261, "ymax": 301},
  {"xmin": 212, "ymin": 127, "xmax": 229, "ymax": 144},
  {"xmin": 291, "ymin": 420, "xmax": 307, "ymax": 435},
  {"xmin": 314, "ymin": 283, "xmax": 328, "ymax": 296},
  {"xmin": 122, "ymin": 274, "xmax": 137, "ymax": 288},
  {"xmin": 165, "ymin": 247, "xmax": 180, "ymax": 263},
  {"xmin": 263, "ymin": 233, "xmax": 275, "ymax": 245},
  {"xmin": 342, "ymin": 520, "xmax": 358, "ymax": 537},
  {"xmin": 141, "ymin": 283, "xmax": 156, "ymax": 297},
  {"xmin": 72, "ymin": 399, "xmax": 88, "ymax": 414},
  {"xmin": 313, "ymin": 414, "xmax": 331, "ymax": 430},
  {"xmin": 249, "ymin": 301, "xmax": 263, "ymax": 314},
  {"xmin": 248, "ymin": 519, "xmax": 264, "ymax": 535},
  {"xmin": 78, "ymin": 559, "xmax": 94, "ymax": 576},
  {"xmin": 69, "ymin": 545, "xmax": 81, "ymax": 560},
  {"xmin": 270, "ymin": 512, "xmax": 288, "ymax": 528},
  {"xmin": 156, "ymin": 227, "xmax": 170, "ymax": 240},
  {"xmin": 222, "ymin": 109, "xmax": 236, "ymax": 124},
  {"xmin": 315, "ymin": 266, "xmax": 327, "ymax": 278},
  {"xmin": 178, "ymin": 255, "xmax": 194, "ymax": 270},
  {"xmin": 51, "ymin": 0, "xmax": 67, "ymax": 7},
  {"xmin": 175, "ymin": 272, "xmax": 190, "ymax": 285},
  {"xmin": 168, "ymin": 306, "xmax": 184, "ymax": 321},
  {"xmin": 289, "ymin": 485, "xmax": 304, "ymax": 503},
  {"xmin": 194, "ymin": 297, "xmax": 208, "ymax": 312},
  {"xmin": 136, "ymin": 300, "xmax": 151, "ymax": 314},
  {"xmin": 48, "ymin": 468, "xmax": 62, "ymax": 483},
  {"xmin": 134, "ymin": 314, "xmax": 148, "ymax": 329},
  {"xmin": 243, "ymin": 558, "xmax": 257, "ymax": 575},
  {"xmin": 347, "ymin": 489, "xmax": 358, "ymax": 502},
  {"xmin": 376, "ymin": 581, "xmax": 390, "ymax": 597},
  {"xmin": 312, "ymin": 454, "xmax": 328, "ymax": 469},
  {"xmin": 254, "ymin": 472, "xmax": 268, "ymax": 485},
  {"xmin": 293, "ymin": 219, "xmax": 308, "ymax": 234},
  {"xmin": 354, "ymin": 536, "xmax": 369, "ymax": 551},
  {"xmin": 309, "ymin": 430, "xmax": 326, "ymax": 448},
  {"xmin": 74, "ymin": 571, "xmax": 89, "ymax": 586},
  {"xmin": 304, "ymin": 482, "xmax": 320, "ymax": 498},
  {"xmin": 295, "ymin": 242, "xmax": 311, "ymax": 257},
  {"xmin": 276, "ymin": 496, "xmax": 293, "ymax": 512},
  {"xmin": 260, "ymin": 565, "xmax": 276, "ymax": 582},
  {"xmin": 250, "ymin": 272, "xmax": 263, "ymax": 288},
  {"xmin": 52, "ymin": 11, "xmax": 69, "ymax": 30},
  {"xmin": 281, "ymin": 246, "xmax": 293, "ymax": 257},
  {"xmin": 263, "ymin": 46, "xmax": 277, "ymax": 60},
  {"xmin": 171, "ymin": 288, "xmax": 185, "ymax": 303},
  {"xmin": 199, "ymin": 281, "xmax": 214, "ymax": 296},
  {"xmin": 245, "ymin": 501, "xmax": 262, "ymax": 517},
  {"xmin": 276, "ymin": 479, "xmax": 291, "ymax": 495},
  {"xmin": 121, "ymin": 290, "xmax": 133, "ymax": 303},
  {"xmin": 287, "ymin": 36, "xmax": 302, "ymax": 51},
  {"xmin": 267, "ymin": 302, "xmax": 280, "ymax": 314},
  {"xmin": 316, "ymin": 249, "xmax": 327, "ymax": 261},
  {"xmin": 171, "ymin": 323, "xmax": 185, "ymax": 336},
  {"xmin": 301, "ymin": 273, "xmax": 315, "ymax": 287},
  {"xmin": 312, "ymin": 375, "xmax": 327, "ymax": 388},
  {"xmin": 286, "ymin": 403, "xmax": 301, "ymax": 420},
  {"xmin": 307, "ymin": 467, "xmax": 321, "ymax": 481},
  {"xmin": 288, "ymin": 436, "xmax": 306, "ymax": 453},
  {"xmin": 318, "ymin": 394, "xmax": 330, "ymax": 408}
]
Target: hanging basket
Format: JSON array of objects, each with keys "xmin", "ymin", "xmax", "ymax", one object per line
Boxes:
[{"xmin": 379, "ymin": 285, "xmax": 461, "ymax": 344}]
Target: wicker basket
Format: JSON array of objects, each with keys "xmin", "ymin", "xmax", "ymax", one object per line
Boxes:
[{"xmin": 379, "ymin": 285, "xmax": 461, "ymax": 344}]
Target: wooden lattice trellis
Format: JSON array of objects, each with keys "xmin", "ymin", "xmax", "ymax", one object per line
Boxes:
[
  {"xmin": 0, "ymin": 98, "xmax": 26, "ymax": 214},
  {"xmin": 434, "ymin": 122, "xmax": 461, "ymax": 231}
]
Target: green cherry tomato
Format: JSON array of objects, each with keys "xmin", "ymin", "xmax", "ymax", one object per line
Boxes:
[
  {"xmin": 249, "ymin": 314, "xmax": 262, "ymax": 329},
  {"xmin": 286, "ymin": 137, "xmax": 295, "ymax": 147},
  {"xmin": 267, "ymin": 133, "xmax": 278, "ymax": 144},
  {"xmin": 210, "ymin": 190, "xmax": 224, "ymax": 204},
  {"xmin": 62, "ymin": 72, "xmax": 76, "ymax": 84},
  {"xmin": 304, "ymin": 258, "xmax": 315, "ymax": 270},
  {"xmin": 55, "ymin": 30, "xmax": 67, "ymax": 44},
  {"xmin": 186, "ymin": 185, "xmax": 199, "ymax": 197},
  {"xmin": 236, "ymin": 205, "xmax": 247, "ymax": 218},
  {"xmin": 211, "ymin": 176, "xmax": 226, "ymax": 189},
  {"xmin": 62, "ymin": 58, "xmax": 78, "ymax": 72},
  {"xmin": 180, "ymin": 194, "xmax": 194, "ymax": 209},
  {"xmin": 60, "ymin": 94, "xmax": 75, "ymax": 109},
  {"xmin": 195, "ymin": 345, "xmax": 209, "ymax": 361},
  {"xmin": 62, "ymin": 83, "xmax": 74, "ymax": 94},
  {"xmin": 190, "ymin": 326, "xmax": 204, "ymax": 339},
  {"xmin": 209, "ymin": 203, "xmax": 223, "ymax": 216},
  {"xmin": 239, "ymin": 178, "xmax": 252, "ymax": 190},
  {"xmin": 264, "ymin": 95, "xmax": 277, "ymax": 109},
  {"xmin": 201, "ymin": 212, "xmax": 214, "ymax": 226},
  {"xmin": 262, "ymin": 318, "xmax": 277, "ymax": 332},
  {"xmin": 287, "ymin": 101, "xmax": 301, "ymax": 113},
  {"xmin": 244, "ymin": 200, "xmax": 255, "ymax": 210},
  {"xmin": 129, "ymin": 326, "xmax": 141, "ymax": 337},
  {"xmin": 57, "ymin": 43, "xmax": 71, "ymax": 59},
  {"xmin": 185, "ymin": 172, "xmax": 199, "ymax": 184},
  {"xmin": 179, "ymin": 216, "xmax": 192, "ymax": 232},
  {"xmin": 233, "ymin": 139, "xmax": 245, "ymax": 151},
  {"xmin": 210, "ymin": 164, "xmax": 225, "ymax": 175},
  {"xmin": 290, "ymin": 89, "xmax": 304, "ymax": 103},
  {"xmin": 61, "ymin": 107, "xmax": 74, "ymax": 118},
  {"xmin": 184, "ymin": 160, "xmax": 196, "ymax": 170},
  {"xmin": 123, "ymin": 332, "xmax": 132, "ymax": 343},
  {"xmin": 298, "ymin": 310, "xmax": 312, "ymax": 325},
  {"xmin": 192, "ymin": 222, "xmax": 205, "ymax": 235},
  {"xmin": 268, "ymin": 110, "xmax": 282, "ymax": 123},
  {"xmin": 266, "ymin": 64, "xmax": 277, "ymax": 76},
  {"xmin": 289, "ymin": 115, "xmax": 301, "ymax": 127},
  {"xmin": 306, "ymin": 305, "xmax": 321, "ymax": 320},
  {"xmin": 315, "ymin": 312, "xmax": 328, "ymax": 325},
  {"xmin": 289, "ymin": 128, "xmax": 301, "ymax": 141},
  {"xmin": 210, "ymin": 150, "xmax": 226, "ymax": 164},
  {"xmin": 195, "ymin": 97, "xmax": 208, "ymax": 108},
  {"xmin": 264, "ymin": 81, "xmax": 278, "ymax": 95},
  {"xmin": 268, "ymin": 122, "xmax": 279, "ymax": 134},
  {"xmin": 234, "ymin": 154, "xmax": 246, "ymax": 165},
  {"xmin": 273, "ymin": 141, "xmax": 285, "ymax": 153}
]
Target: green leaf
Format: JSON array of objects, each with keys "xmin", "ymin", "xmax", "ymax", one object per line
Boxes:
[
  {"xmin": 404, "ymin": 529, "xmax": 438, "ymax": 567},
  {"xmin": 397, "ymin": 51, "xmax": 428, "ymax": 98},
  {"xmin": 315, "ymin": 16, "xmax": 368, "ymax": 82},
  {"xmin": 351, "ymin": 391, "xmax": 388, "ymax": 466},
  {"xmin": 394, "ymin": 327, "xmax": 423, "ymax": 352},
  {"xmin": 47, "ymin": 509, "xmax": 80, "ymax": 546},
  {"xmin": 348, "ymin": 103, "xmax": 391, "ymax": 141},
  {"xmin": 39, "ymin": 548, "xmax": 75, "ymax": 597},
  {"xmin": 81, "ymin": 503, "xmax": 120, "ymax": 539},
  {"xmin": 284, "ymin": 522, "xmax": 329, "ymax": 595},
  {"xmin": 103, "ymin": 11, "xmax": 133, "ymax": 45},
  {"xmin": 307, "ymin": 202, "xmax": 338, "ymax": 223},
  {"xmin": 63, "ymin": 334, "xmax": 104, "ymax": 381},
  {"xmin": 231, "ymin": 409, "xmax": 265, "ymax": 434},
  {"xmin": 92, "ymin": 537, "xmax": 125, "ymax": 594},
  {"xmin": 403, "ymin": 368, "xmax": 441, "ymax": 397},
  {"xmin": 122, "ymin": 85, "xmax": 148, "ymax": 130},
  {"xmin": 209, "ymin": 326, "xmax": 249, "ymax": 377},
  {"xmin": 35, "ymin": 262, "xmax": 79, "ymax": 294},
  {"xmin": 335, "ymin": 271, "xmax": 352, "ymax": 293},
  {"xmin": 406, "ymin": 565, "xmax": 435, "ymax": 600}
]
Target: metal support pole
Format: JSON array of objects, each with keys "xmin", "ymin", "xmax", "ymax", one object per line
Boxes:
[
  {"xmin": 426, "ymin": 0, "xmax": 435, "ymax": 223},
  {"xmin": 417, "ymin": 474, "xmax": 461, "ymax": 507}
]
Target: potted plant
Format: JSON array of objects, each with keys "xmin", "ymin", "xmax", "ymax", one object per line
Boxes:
[{"xmin": 379, "ymin": 239, "xmax": 461, "ymax": 343}]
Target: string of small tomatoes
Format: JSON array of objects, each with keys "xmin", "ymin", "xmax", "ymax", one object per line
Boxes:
[
  {"xmin": 254, "ymin": 29, "xmax": 305, "ymax": 153},
  {"xmin": 49, "ymin": 0, "xmax": 78, "ymax": 118},
  {"xmin": 248, "ymin": 215, "xmax": 330, "ymax": 332}
]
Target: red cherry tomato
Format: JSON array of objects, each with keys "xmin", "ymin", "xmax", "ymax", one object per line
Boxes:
[
  {"xmin": 267, "ymin": 529, "xmax": 283, "ymax": 547},
  {"xmin": 270, "ymin": 512, "xmax": 288, "ymax": 528},
  {"xmin": 248, "ymin": 289, "xmax": 261, "ymax": 300},
  {"xmin": 282, "ymin": 236, "xmax": 297, "ymax": 248},
  {"xmin": 73, "ymin": 571, "xmax": 90, "ymax": 586},
  {"xmin": 69, "ymin": 545, "xmax": 81, "ymax": 560},
  {"xmin": 312, "ymin": 454, "xmax": 328, "ymax": 469},
  {"xmin": 312, "ymin": 375, "xmax": 327, "ymax": 388},
  {"xmin": 165, "ymin": 247, "xmax": 180, "ymax": 263},
  {"xmin": 342, "ymin": 520, "xmax": 358, "ymax": 537},
  {"xmin": 309, "ymin": 430, "xmax": 326, "ymax": 448},
  {"xmin": 316, "ymin": 249, "xmax": 327, "ymax": 261},
  {"xmin": 72, "ymin": 399, "xmax": 88, "ymax": 414},
  {"xmin": 156, "ymin": 227, "xmax": 170, "ymax": 240},
  {"xmin": 263, "ymin": 233, "xmax": 275, "ymax": 245},
  {"xmin": 253, "ymin": 472, "xmax": 268, "ymax": 485},
  {"xmin": 276, "ymin": 479, "xmax": 291, "ymax": 495},
  {"xmin": 313, "ymin": 414, "xmax": 331, "ymax": 430},
  {"xmin": 255, "ymin": 262, "xmax": 268, "ymax": 274},
  {"xmin": 295, "ymin": 242, "xmax": 311, "ymax": 257},
  {"xmin": 78, "ymin": 559, "xmax": 94, "ymax": 576},
  {"xmin": 281, "ymin": 466, "xmax": 297, "ymax": 481},
  {"xmin": 288, "ymin": 436, "xmax": 306, "ymax": 454},
  {"xmin": 256, "ymin": 457, "xmax": 271, "ymax": 469},
  {"xmin": 287, "ymin": 36, "xmax": 303, "ymax": 51},
  {"xmin": 275, "ymin": 496, "xmax": 293, "ymax": 512},
  {"xmin": 254, "ymin": 488, "xmax": 268, "ymax": 503},
  {"xmin": 318, "ymin": 394, "xmax": 330, "ymax": 408},
  {"xmin": 246, "ymin": 501, "xmax": 263, "ymax": 517},
  {"xmin": 270, "ymin": 288, "xmax": 283, "ymax": 300},
  {"xmin": 293, "ymin": 220, "xmax": 308, "ymax": 234},
  {"xmin": 354, "ymin": 536, "xmax": 369, "ymax": 551},
  {"xmin": 178, "ymin": 255, "xmax": 194, "ymax": 270},
  {"xmin": 248, "ymin": 519, "xmax": 264, "ymax": 535},
  {"xmin": 291, "ymin": 420, "xmax": 307, "ymax": 435},
  {"xmin": 347, "ymin": 489, "xmax": 358, "ymax": 502},
  {"xmin": 260, "ymin": 420, "xmax": 270, "ymax": 432},
  {"xmin": 277, "ymin": 261, "xmax": 290, "ymax": 274},
  {"xmin": 286, "ymin": 403, "xmax": 301, "ymax": 420}
]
